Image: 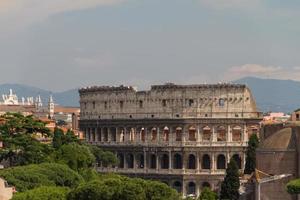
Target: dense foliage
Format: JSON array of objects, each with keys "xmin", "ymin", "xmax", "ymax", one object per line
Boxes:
[
  {"xmin": 12, "ymin": 186, "xmax": 70, "ymax": 200},
  {"xmin": 198, "ymin": 187, "xmax": 218, "ymax": 200},
  {"xmin": 220, "ymin": 159, "xmax": 240, "ymax": 200},
  {"xmin": 286, "ymin": 179, "xmax": 300, "ymax": 194},
  {"xmin": 89, "ymin": 145, "xmax": 118, "ymax": 167},
  {"xmin": 0, "ymin": 113, "xmax": 52, "ymax": 167},
  {"xmin": 244, "ymin": 134, "xmax": 259, "ymax": 174},
  {"xmin": 0, "ymin": 163, "xmax": 83, "ymax": 192},
  {"xmin": 52, "ymin": 128, "xmax": 79, "ymax": 149},
  {"xmin": 68, "ymin": 175, "xmax": 181, "ymax": 200},
  {"xmin": 50, "ymin": 143, "xmax": 95, "ymax": 171}
]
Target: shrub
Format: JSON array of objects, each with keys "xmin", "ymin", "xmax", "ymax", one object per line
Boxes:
[
  {"xmin": 287, "ymin": 179, "xmax": 300, "ymax": 194},
  {"xmin": 0, "ymin": 163, "xmax": 83, "ymax": 192},
  {"xmin": 12, "ymin": 186, "xmax": 69, "ymax": 200}
]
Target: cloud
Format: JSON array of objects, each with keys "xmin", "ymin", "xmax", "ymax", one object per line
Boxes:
[
  {"xmin": 0, "ymin": 0, "xmax": 126, "ymax": 30},
  {"xmin": 229, "ymin": 64, "xmax": 282, "ymax": 74}
]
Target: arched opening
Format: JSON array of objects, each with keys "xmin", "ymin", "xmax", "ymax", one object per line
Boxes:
[
  {"xmin": 232, "ymin": 154, "xmax": 242, "ymax": 169},
  {"xmin": 129, "ymin": 128, "xmax": 135, "ymax": 142},
  {"xmin": 103, "ymin": 127, "xmax": 108, "ymax": 142},
  {"xmin": 92, "ymin": 129, "xmax": 95, "ymax": 141},
  {"xmin": 202, "ymin": 182, "xmax": 211, "ymax": 189},
  {"xmin": 97, "ymin": 128, "xmax": 102, "ymax": 142},
  {"xmin": 150, "ymin": 154, "xmax": 157, "ymax": 169},
  {"xmin": 175, "ymin": 127, "xmax": 182, "ymax": 141},
  {"xmin": 219, "ymin": 98, "xmax": 225, "ymax": 107},
  {"xmin": 188, "ymin": 126, "xmax": 197, "ymax": 141},
  {"xmin": 217, "ymin": 126, "xmax": 226, "ymax": 141},
  {"xmin": 110, "ymin": 127, "xmax": 117, "ymax": 142},
  {"xmin": 161, "ymin": 154, "xmax": 169, "ymax": 169},
  {"xmin": 126, "ymin": 154, "xmax": 134, "ymax": 169},
  {"xmin": 136, "ymin": 154, "xmax": 144, "ymax": 169},
  {"xmin": 202, "ymin": 154, "xmax": 211, "ymax": 169},
  {"xmin": 217, "ymin": 154, "xmax": 226, "ymax": 169},
  {"xmin": 151, "ymin": 128, "xmax": 157, "ymax": 141},
  {"xmin": 173, "ymin": 154, "xmax": 183, "ymax": 169},
  {"xmin": 119, "ymin": 128, "xmax": 125, "ymax": 142},
  {"xmin": 188, "ymin": 154, "xmax": 196, "ymax": 169},
  {"xmin": 117, "ymin": 153, "xmax": 124, "ymax": 168},
  {"xmin": 203, "ymin": 126, "xmax": 211, "ymax": 141},
  {"xmin": 232, "ymin": 126, "xmax": 242, "ymax": 142},
  {"xmin": 187, "ymin": 182, "xmax": 196, "ymax": 195},
  {"xmin": 163, "ymin": 127, "xmax": 169, "ymax": 142},
  {"xmin": 140, "ymin": 128, "xmax": 146, "ymax": 142},
  {"xmin": 173, "ymin": 181, "xmax": 182, "ymax": 193}
]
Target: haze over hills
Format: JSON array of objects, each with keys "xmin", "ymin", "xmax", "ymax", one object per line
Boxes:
[{"xmin": 0, "ymin": 77, "xmax": 299, "ymax": 113}]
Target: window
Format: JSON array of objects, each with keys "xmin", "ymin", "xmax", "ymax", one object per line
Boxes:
[
  {"xmin": 188, "ymin": 126, "xmax": 196, "ymax": 141},
  {"xmin": 162, "ymin": 99, "xmax": 167, "ymax": 107},
  {"xmin": 219, "ymin": 98, "xmax": 225, "ymax": 107},
  {"xmin": 92, "ymin": 101, "xmax": 95, "ymax": 109},
  {"xmin": 188, "ymin": 99, "xmax": 194, "ymax": 107},
  {"xmin": 120, "ymin": 101, "xmax": 124, "ymax": 109},
  {"xmin": 104, "ymin": 101, "xmax": 107, "ymax": 109},
  {"xmin": 139, "ymin": 100, "xmax": 143, "ymax": 108},
  {"xmin": 176, "ymin": 127, "xmax": 182, "ymax": 141},
  {"xmin": 297, "ymin": 114, "xmax": 300, "ymax": 120}
]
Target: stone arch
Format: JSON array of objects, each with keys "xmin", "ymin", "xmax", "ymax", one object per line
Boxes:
[
  {"xmin": 163, "ymin": 126, "xmax": 169, "ymax": 142},
  {"xmin": 150, "ymin": 154, "xmax": 157, "ymax": 169},
  {"xmin": 151, "ymin": 128, "xmax": 157, "ymax": 141},
  {"xmin": 175, "ymin": 127, "xmax": 182, "ymax": 141},
  {"xmin": 173, "ymin": 181, "xmax": 182, "ymax": 193},
  {"xmin": 188, "ymin": 126, "xmax": 197, "ymax": 141},
  {"xmin": 140, "ymin": 127, "xmax": 146, "ymax": 142},
  {"xmin": 202, "ymin": 154, "xmax": 211, "ymax": 169},
  {"xmin": 232, "ymin": 126, "xmax": 242, "ymax": 141},
  {"xmin": 119, "ymin": 127, "xmax": 125, "ymax": 142},
  {"xmin": 217, "ymin": 126, "xmax": 226, "ymax": 141},
  {"xmin": 217, "ymin": 154, "xmax": 226, "ymax": 169},
  {"xmin": 188, "ymin": 154, "xmax": 196, "ymax": 169},
  {"xmin": 232, "ymin": 154, "xmax": 242, "ymax": 169},
  {"xmin": 161, "ymin": 154, "xmax": 169, "ymax": 169},
  {"xmin": 173, "ymin": 153, "xmax": 183, "ymax": 169},
  {"xmin": 203, "ymin": 126, "xmax": 211, "ymax": 141},
  {"xmin": 187, "ymin": 182, "xmax": 196, "ymax": 195},
  {"xmin": 126, "ymin": 153, "xmax": 134, "ymax": 169},
  {"xmin": 117, "ymin": 153, "xmax": 124, "ymax": 168},
  {"xmin": 110, "ymin": 127, "xmax": 117, "ymax": 142},
  {"xmin": 136, "ymin": 154, "xmax": 144, "ymax": 169},
  {"xmin": 103, "ymin": 127, "xmax": 108, "ymax": 142}
]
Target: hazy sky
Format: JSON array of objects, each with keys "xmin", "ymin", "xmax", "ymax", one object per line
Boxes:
[{"xmin": 0, "ymin": 0, "xmax": 300, "ymax": 91}]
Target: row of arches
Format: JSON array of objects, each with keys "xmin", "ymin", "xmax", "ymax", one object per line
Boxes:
[
  {"xmin": 165, "ymin": 181, "xmax": 212, "ymax": 195},
  {"xmin": 85, "ymin": 124, "xmax": 256, "ymax": 143},
  {"xmin": 116, "ymin": 153, "xmax": 242, "ymax": 170}
]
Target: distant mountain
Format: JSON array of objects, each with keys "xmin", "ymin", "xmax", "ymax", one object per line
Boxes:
[
  {"xmin": 1, "ymin": 77, "xmax": 300, "ymax": 112},
  {"xmin": 234, "ymin": 77, "xmax": 300, "ymax": 113},
  {"xmin": 0, "ymin": 84, "xmax": 79, "ymax": 107}
]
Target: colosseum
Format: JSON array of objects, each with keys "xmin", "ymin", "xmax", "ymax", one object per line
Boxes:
[{"xmin": 79, "ymin": 83, "xmax": 262, "ymax": 197}]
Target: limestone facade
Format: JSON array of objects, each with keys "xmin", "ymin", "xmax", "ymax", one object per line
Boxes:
[{"xmin": 79, "ymin": 83, "xmax": 262, "ymax": 197}]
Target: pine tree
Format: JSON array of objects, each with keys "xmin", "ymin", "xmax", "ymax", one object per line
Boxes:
[
  {"xmin": 220, "ymin": 159, "xmax": 240, "ymax": 200},
  {"xmin": 244, "ymin": 134, "xmax": 259, "ymax": 174}
]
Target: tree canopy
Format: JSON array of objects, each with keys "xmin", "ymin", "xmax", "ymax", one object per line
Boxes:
[
  {"xmin": 12, "ymin": 186, "xmax": 70, "ymax": 200},
  {"xmin": 244, "ymin": 134, "xmax": 259, "ymax": 174},
  {"xmin": 286, "ymin": 179, "xmax": 300, "ymax": 194},
  {"xmin": 220, "ymin": 159, "xmax": 240, "ymax": 200},
  {"xmin": 198, "ymin": 187, "xmax": 218, "ymax": 200}
]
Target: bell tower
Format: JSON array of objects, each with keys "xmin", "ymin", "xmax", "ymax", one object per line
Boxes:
[{"xmin": 48, "ymin": 95, "xmax": 55, "ymax": 119}]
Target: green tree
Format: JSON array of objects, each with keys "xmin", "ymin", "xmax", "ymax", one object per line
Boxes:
[
  {"xmin": 220, "ymin": 159, "xmax": 240, "ymax": 200},
  {"xmin": 286, "ymin": 179, "xmax": 300, "ymax": 194},
  {"xmin": 0, "ymin": 163, "xmax": 83, "ymax": 192},
  {"xmin": 12, "ymin": 186, "xmax": 70, "ymax": 200},
  {"xmin": 53, "ymin": 128, "xmax": 64, "ymax": 149},
  {"xmin": 51, "ymin": 143, "xmax": 95, "ymax": 171},
  {"xmin": 89, "ymin": 145, "xmax": 118, "ymax": 167},
  {"xmin": 244, "ymin": 134, "xmax": 259, "ymax": 174},
  {"xmin": 62, "ymin": 130, "xmax": 79, "ymax": 145},
  {"xmin": 198, "ymin": 187, "xmax": 218, "ymax": 200}
]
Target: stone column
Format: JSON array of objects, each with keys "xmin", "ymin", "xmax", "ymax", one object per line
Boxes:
[
  {"xmin": 197, "ymin": 125, "xmax": 201, "ymax": 142},
  {"xmin": 227, "ymin": 125, "xmax": 232, "ymax": 142},
  {"xmin": 243, "ymin": 125, "xmax": 248, "ymax": 142},
  {"xmin": 156, "ymin": 153, "xmax": 159, "ymax": 171},
  {"xmin": 144, "ymin": 151, "xmax": 147, "ymax": 170},
  {"xmin": 107, "ymin": 127, "xmax": 111, "ymax": 142},
  {"xmin": 211, "ymin": 153, "xmax": 215, "ymax": 172},
  {"xmin": 169, "ymin": 151, "xmax": 172, "ymax": 170},
  {"xmin": 212, "ymin": 126, "xmax": 217, "ymax": 142},
  {"xmin": 101, "ymin": 128, "xmax": 104, "ymax": 142},
  {"xmin": 226, "ymin": 152, "xmax": 230, "ymax": 168},
  {"xmin": 157, "ymin": 127, "xmax": 160, "ymax": 143}
]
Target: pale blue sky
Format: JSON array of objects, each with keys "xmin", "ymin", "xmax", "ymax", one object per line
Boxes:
[{"xmin": 0, "ymin": 0, "xmax": 300, "ymax": 91}]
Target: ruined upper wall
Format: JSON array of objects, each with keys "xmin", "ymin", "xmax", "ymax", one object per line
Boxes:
[{"xmin": 79, "ymin": 83, "xmax": 261, "ymax": 120}]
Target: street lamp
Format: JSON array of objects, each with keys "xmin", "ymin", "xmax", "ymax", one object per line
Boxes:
[{"xmin": 256, "ymin": 173, "xmax": 292, "ymax": 200}]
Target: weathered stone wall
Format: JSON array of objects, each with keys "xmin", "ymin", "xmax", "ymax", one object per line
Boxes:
[{"xmin": 79, "ymin": 84, "xmax": 260, "ymax": 120}]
